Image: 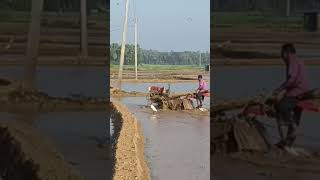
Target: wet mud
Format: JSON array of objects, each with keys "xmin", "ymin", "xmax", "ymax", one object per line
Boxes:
[
  {"xmin": 212, "ymin": 27, "xmax": 320, "ymax": 66},
  {"xmin": 110, "ymin": 87, "xmax": 147, "ymax": 97},
  {"xmin": 213, "ymin": 156, "xmax": 320, "ymax": 180},
  {"xmin": 0, "ymin": 84, "xmax": 108, "ymax": 113},
  {"xmin": 0, "ymin": 120, "xmax": 84, "ymax": 180},
  {"xmin": 0, "ymin": 22, "xmax": 108, "ymax": 66},
  {"xmin": 110, "ymin": 70, "xmax": 210, "ymax": 83},
  {"xmin": 34, "ymin": 111, "xmax": 112, "ymax": 180},
  {"xmin": 0, "ymin": 77, "xmax": 113, "ymax": 179},
  {"xmin": 111, "ymin": 81, "xmax": 210, "ymax": 106},
  {"xmin": 120, "ymin": 97, "xmax": 210, "ymax": 180},
  {"xmin": 212, "ymin": 118, "xmax": 320, "ymax": 179},
  {"xmin": 212, "ymin": 19, "xmax": 320, "ymax": 179}
]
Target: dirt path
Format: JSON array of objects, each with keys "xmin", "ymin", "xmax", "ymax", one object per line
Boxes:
[{"xmin": 111, "ymin": 101, "xmax": 150, "ymax": 180}]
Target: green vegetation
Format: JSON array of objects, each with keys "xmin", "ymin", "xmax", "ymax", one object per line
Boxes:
[
  {"xmin": 212, "ymin": 12, "xmax": 303, "ymax": 30},
  {"xmin": 110, "ymin": 43, "xmax": 209, "ymax": 66},
  {"xmin": 0, "ymin": 0, "xmax": 109, "ymax": 29},
  {"xmin": 0, "ymin": 0, "xmax": 108, "ymax": 12},
  {"xmin": 110, "ymin": 64, "xmax": 203, "ymax": 71},
  {"xmin": 0, "ymin": 10, "xmax": 108, "ymax": 29}
]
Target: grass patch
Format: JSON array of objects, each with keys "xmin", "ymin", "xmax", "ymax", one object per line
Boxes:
[
  {"xmin": 110, "ymin": 64, "xmax": 204, "ymax": 71},
  {"xmin": 0, "ymin": 10, "xmax": 30, "ymax": 22},
  {"xmin": 212, "ymin": 12, "xmax": 303, "ymax": 30},
  {"xmin": 0, "ymin": 10, "xmax": 109, "ymax": 29}
]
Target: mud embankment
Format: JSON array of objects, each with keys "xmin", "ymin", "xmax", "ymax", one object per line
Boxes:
[
  {"xmin": 212, "ymin": 112, "xmax": 320, "ymax": 176},
  {"xmin": 111, "ymin": 101, "xmax": 150, "ymax": 180},
  {"xmin": 0, "ymin": 86, "xmax": 108, "ymax": 113},
  {"xmin": 110, "ymin": 70, "xmax": 209, "ymax": 83},
  {"xmin": 0, "ymin": 120, "xmax": 84, "ymax": 180},
  {"xmin": 0, "ymin": 22, "xmax": 108, "ymax": 67},
  {"xmin": 212, "ymin": 28, "xmax": 320, "ymax": 66},
  {"xmin": 111, "ymin": 88, "xmax": 147, "ymax": 97}
]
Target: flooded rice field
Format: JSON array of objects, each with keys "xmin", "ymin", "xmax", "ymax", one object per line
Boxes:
[
  {"xmin": 0, "ymin": 111, "xmax": 112, "ymax": 180},
  {"xmin": 213, "ymin": 66, "xmax": 320, "ymax": 100},
  {"xmin": 213, "ymin": 156, "xmax": 320, "ymax": 180},
  {"xmin": 0, "ymin": 67, "xmax": 111, "ymax": 179},
  {"xmin": 111, "ymin": 80, "xmax": 210, "ymax": 94},
  {"xmin": 0, "ymin": 66, "xmax": 108, "ymax": 97},
  {"xmin": 121, "ymin": 82, "xmax": 210, "ymax": 94},
  {"xmin": 213, "ymin": 66, "xmax": 320, "ymax": 180},
  {"xmin": 119, "ymin": 96, "xmax": 210, "ymax": 180},
  {"xmin": 34, "ymin": 112, "xmax": 111, "ymax": 180}
]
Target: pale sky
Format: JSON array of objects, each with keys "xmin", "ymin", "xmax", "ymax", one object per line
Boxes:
[{"xmin": 111, "ymin": 0, "xmax": 210, "ymax": 52}]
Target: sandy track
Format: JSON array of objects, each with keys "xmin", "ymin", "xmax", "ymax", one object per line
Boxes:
[{"xmin": 111, "ymin": 101, "xmax": 150, "ymax": 180}]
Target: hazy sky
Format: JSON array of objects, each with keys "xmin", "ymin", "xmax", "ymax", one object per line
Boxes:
[{"xmin": 111, "ymin": 0, "xmax": 210, "ymax": 52}]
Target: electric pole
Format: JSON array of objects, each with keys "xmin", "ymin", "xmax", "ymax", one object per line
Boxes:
[
  {"xmin": 199, "ymin": 51, "xmax": 202, "ymax": 67},
  {"xmin": 286, "ymin": 0, "xmax": 290, "ymax": 17},
  {"xmin": 118, "ymin": 0, "xmax": 130, "ymax": 89},
  {"xmin": 135, "ymin": 17, "xmax": 138, "ymax": 80},
  {"xmin": 24, "ymin": 0, "xmax": 43, "ymax": 90},
  {"xmin": 80, "ymin": 0, "xmax": 88, "ymax": 61}
]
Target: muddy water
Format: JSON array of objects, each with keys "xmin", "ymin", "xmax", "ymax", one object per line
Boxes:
[
  {"xmin": 0, "ymin": 112, "xmax": 112, "ymax": 180},
  {"xmin": 214, "ymin": 66, "xmax": 320, "ymax": 150},
  {"xmin": 34, "ymin": 112, "xmax": 111, "ymax": 180},
  {"xmin": 120, "ymin": 97, "xmax": 210, "ymax": 180},
  {"xmin": 0, "ymin": 67, "xmax": 107, "ymax": 97},
  {"xmin": 213, "ymin": 66, "xmax": 320, "ymax": 180},
  {"xmin": 213, "ymin": 66, "xmax": 320, "ymax": 100},
  {"xmin": 0, "ymin": 66, "xmax": 111, "ymax": 131},
  {"xmin": 111, "ymin": 80, "xmax": 210, "ymax": 92},
  {"xmin": 121, "ymin": 82, "xmax": 210, "ymax": 94},
  {"xmin": 113, "ymin": 82, "xmax": 210, "ymax": 108},
  {"xmin": 0, "ymin": 67, "xmax": 112, "ymax": 179},
  {"xmin": 213, "ymin": 157, "xmax": 320, "ymax": 180}
]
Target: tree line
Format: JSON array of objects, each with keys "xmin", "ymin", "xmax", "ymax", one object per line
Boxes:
[
  {"xmin": 110, "ymin": 43, "xmax": 209, "ymax": 66},
  {"xmin": 212, "ymin": 0, "xmax": 320, "ymax": 15},
  {"xmin": 0, "ymin": 0, "xmax": 109, "ymax": 12}
]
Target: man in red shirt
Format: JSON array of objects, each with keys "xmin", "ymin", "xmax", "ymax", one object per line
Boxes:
[{"xmin": 273, "ymin": 43, "xmax": 309, "ymax": 150}]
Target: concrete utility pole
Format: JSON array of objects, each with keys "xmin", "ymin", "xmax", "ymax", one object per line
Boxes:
[
  {"xmin": 199, "ymin": 51, "xmax": 202, "ymax": 67},
  {"xmin": 134, "ymin": 17, "xmax": 138, "ymax": 80},
  {"xmin": 24, "ymin": 0, "xmax": 44, "ymax": 90},
  {"xmin": 286, "ymin": 0, "xmax": 290, "ymax": 17},
  {"xmin": 118, "ymin": 0, "xmax": 130, "ymax": 90},
  {"xmin": 80, "ymin": 0, "xmax": 88, "ymax": 60}
]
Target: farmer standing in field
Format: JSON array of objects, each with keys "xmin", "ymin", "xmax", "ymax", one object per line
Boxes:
[
  {"xmin": 196, "ymin": 75, "xmax": 208, "ymax": 108},
  {"xmin": 273, "ymin": 43, "xmax": 309, "ymax": 152}
]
